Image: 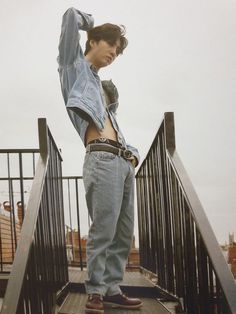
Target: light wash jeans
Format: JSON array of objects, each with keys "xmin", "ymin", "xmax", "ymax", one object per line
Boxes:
[{"xmin": 82, "ymin": 150, "xmax": 135, "ymax": 296}]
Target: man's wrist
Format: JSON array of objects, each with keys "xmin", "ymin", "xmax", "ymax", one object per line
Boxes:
[{"xmin": 132, "ymin": 156, "xmax": 138, "ymax": 167}]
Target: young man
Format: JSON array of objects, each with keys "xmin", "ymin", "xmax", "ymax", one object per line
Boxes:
[{"xmin": 58, "ymin": 7, "xmax": 142, "ymax": 314}]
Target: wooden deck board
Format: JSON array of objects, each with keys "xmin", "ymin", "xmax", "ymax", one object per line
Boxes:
[
  {"xmin": 68, "ymin": 268, "xmax": 153, "ymax": 288},
  {"xmin": 58, "ymin": 293, "xmax": 173, "ymax": 314}
]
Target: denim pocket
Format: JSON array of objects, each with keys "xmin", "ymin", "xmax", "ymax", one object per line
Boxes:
[{"xmin": 90, "ymin": 151, "xmax": 117, "ymax": 162}]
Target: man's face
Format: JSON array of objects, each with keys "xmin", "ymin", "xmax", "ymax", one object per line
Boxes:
[{"xmin": 88, "ymin": 39, "xmax": 121, "ymax": 69}]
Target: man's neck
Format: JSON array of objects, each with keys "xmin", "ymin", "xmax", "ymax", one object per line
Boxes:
[{"xmin": 85, "ymin": 55, "xmax": 100, "ymax": 72}]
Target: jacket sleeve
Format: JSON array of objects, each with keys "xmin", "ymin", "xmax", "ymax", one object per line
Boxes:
[
  {"xmin": 126, "ymin": 144, "xmax": 140, "ymax": 167},
  {"xmin": 58, "ymin": 7, "xmax": 94, "ymax": 65}
]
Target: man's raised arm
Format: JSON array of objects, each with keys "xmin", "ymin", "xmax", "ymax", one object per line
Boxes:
[{"xmin": 58, "ymin": 7, "xmax": 94, "ymax": 66}]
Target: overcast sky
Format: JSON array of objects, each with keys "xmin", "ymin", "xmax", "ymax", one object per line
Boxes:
[{"xmin": 0, "ymin": 0, "xmax": 235, "ymax": 244}]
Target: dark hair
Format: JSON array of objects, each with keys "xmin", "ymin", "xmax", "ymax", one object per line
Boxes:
[{"xmin": 84, "ymin": 23, "xmax": 128, "ymax": 56}]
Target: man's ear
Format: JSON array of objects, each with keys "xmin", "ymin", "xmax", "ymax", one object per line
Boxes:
[{"xmin": 89, "ymin": 39, "xmax": 97, "ymax": 48}]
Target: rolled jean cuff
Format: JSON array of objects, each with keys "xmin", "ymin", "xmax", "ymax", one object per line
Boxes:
[
  {"xmin": 85, "ymin": 281, "xmax": 107, "ymax": 296},
  {"xmin": 106, "ymin": 285, "xmax": 122, "ymax": 296}
]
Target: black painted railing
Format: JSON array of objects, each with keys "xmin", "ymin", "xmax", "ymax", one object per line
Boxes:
[
  {"xmin": 0, "ymin": 149, "xmax": 39, "ymax": 271},
  {"xmin": 62, "ymin": 175, "xmax": 85, "ymax": 270},
  {"xmin": 1, "ymin": 119, "xmax": 68, "ymax": 314},
  {"xmin": 61, "ymin": 175, "xmax": 138, "ymax": 270},
  {"xmin": 136, "ymin": 112, "xmax": 236, "ymax": 314}
]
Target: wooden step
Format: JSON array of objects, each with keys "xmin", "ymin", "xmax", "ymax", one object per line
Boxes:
[{"xmin": 58, "ymin": 292, "xmax": 177, "ymax": 314}]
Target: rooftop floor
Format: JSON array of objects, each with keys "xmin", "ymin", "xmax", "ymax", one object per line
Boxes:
[{"xmin": 57, "ymin": 268, "xmax": 178, "ymax": 314}]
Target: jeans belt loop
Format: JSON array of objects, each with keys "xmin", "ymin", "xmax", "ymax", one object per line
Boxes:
[
  {"xmin": 118, "ymin": 148, "xmax": 122, "ymax": 157},
  {"xmin": 87, "ymin": 144, "xmax": 90, "ymax": 153}
]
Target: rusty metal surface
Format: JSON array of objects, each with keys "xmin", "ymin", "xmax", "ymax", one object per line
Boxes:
[
  {"xmin": 68, "ymin": 268, "xmax": 154, "ymax": 287},
  {"xmin": 58, "ymin": 292, "xmax": 173, "ymax": 314}
]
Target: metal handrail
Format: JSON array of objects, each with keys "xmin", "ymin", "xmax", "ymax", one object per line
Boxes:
[
  {"xmin": 0, "ymin": 149, "xmax": 39, "ymax": 153},
  {"xmin": 136, "ymin": 112, "xmax": 236, "ymax": 314},
  {"xmin": 1, "ymin": 119, "xmax": 68, "ymax": 314}
]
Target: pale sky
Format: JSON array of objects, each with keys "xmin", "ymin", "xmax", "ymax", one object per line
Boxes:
[{"xmin": 0, "ymin": 0, "xmax": 235, "ymax": 244}]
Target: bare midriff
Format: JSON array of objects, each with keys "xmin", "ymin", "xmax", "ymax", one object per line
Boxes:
[{"xmin": 85, "ymin": 113, "xmax": 118, "ymax": 146}]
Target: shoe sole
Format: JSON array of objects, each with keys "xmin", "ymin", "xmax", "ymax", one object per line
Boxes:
[
  {"xmin": 85, "ymin": 308, "xmax": 104, "ymax": 314},
  {"xmin": 103, "ymin": 301, "xmax": 143, "ymax": 309}
]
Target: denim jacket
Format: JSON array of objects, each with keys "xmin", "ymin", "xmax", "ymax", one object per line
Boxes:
[{"xmin": 57, "ymin": 7, "xmax": 140, "ymax": 164}]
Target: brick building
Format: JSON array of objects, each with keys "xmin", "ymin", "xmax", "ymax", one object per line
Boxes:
[
  {"xmin": 227, "ymin": 233, "xmax": 236, "ymax": 279},
  {"xmin": 66, "ymin": 228, "xmax": 140, "ymax": 266}
]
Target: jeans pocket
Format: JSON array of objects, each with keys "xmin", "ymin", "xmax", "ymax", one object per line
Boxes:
[{"xmin": 90, "ymin": 151, "xmax": 117, "ymax": 162}]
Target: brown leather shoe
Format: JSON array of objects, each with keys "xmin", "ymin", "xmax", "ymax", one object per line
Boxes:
[
  {"xmin": 103, "ymin": 293, "xmax": 143, "ymax": 309},
  {"xmin": 85, "ymin": 294, "xmax": 104, "ymax": 314}
]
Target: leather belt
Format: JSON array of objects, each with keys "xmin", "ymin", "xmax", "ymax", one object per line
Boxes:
[
  {"xmin": 87, "ymin": 138, "xmax": 123, "ymax": 149},
  {"xmin": 86, "ymin": 143, "xmax": 133, "ymax": 160}
]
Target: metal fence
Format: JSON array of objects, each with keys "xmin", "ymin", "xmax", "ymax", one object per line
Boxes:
[
  {"xmin": 0, "ymin": 161, "xmax": 139, "ymax": 277},
  {"xmin": 61, "ymin": 176, "xmax": 139, "ymax": 269},
  {"xmin": 1, "ymin": 119, "xmax": 68, "ymax": 314},
  {"xmin": 63, "ymin": 176, "xmax": 86, "ymax": 270},
  {"xmin": 0, "ymin": 149, "xmax": 39, "ymax": 271},
  {"xmin": 136, "ymin": 112, "xmax": 236, "ymax": 314}
]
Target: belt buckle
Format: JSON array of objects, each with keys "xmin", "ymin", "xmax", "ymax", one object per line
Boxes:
[
  {"xmin": 123, "ymin": 149, "xmax": 132, "ymax": 159},
  {"xmin": 99, "ymin": 137, "xmax": 107, "ymax": 143}
]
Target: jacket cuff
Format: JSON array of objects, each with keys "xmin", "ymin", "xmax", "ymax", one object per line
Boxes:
[{"xmin": 126, "ymin": 144, "xmax": 140, "ymax": 167}]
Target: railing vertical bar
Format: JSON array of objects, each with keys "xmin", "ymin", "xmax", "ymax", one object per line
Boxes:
[
  {"xmin": 147, "ymin": 155, "xmax": 155, "ymax": 272},
  {"xmin": 215, "ymin": 277, "xmax": 223, "ymax": 313},
  {"xmin": 57, "ymin": 150, "xmax": 64, "ymax": 283},
  {"xmin": 139, "ymin": 167, "xmax": 145, "ymax": 268},
  {"xmin": 196, "ymin": 229, "xmax": 209, "ymax": 313},
  {"xmin": 153, "ymin": 142, "xmax": 162, "ymax": 282},
  {"xmin": 165, "ymin": 154, "xmax": 176, "ymax": 294},
  {"xmin": 173, "ymin": 172, "xmax": 183, "ymax": 296},
  {"xmin": 156, "ymin": 132, "xmax": 167, "ymax": 288},
  {"xmin": 67, "ymin": 179, "xmax": 74, "ymax": 263},
  {"xmin": 162, "ymin": 131, "xmax": 175, "ymax": 293},
  {"xmin": 54, "ymin": 142, "xmax": 62, "ymax": 286},
  {"xmin": 33, "ymin": 152, "xmax": 36, "ymax": 176},
  {"xmin": 54, "ymin": 147, "xmax": 62, "ymax": 282},
  {"xmin": 19, "ymin": 152, "xmax": 25, "ymax": 221},
  {"xmin": 58, "ymin": 146, "xmax": 68, "ymax": 284},
  {"xmin": 179, "ymin": 189, "xmax": 187, "ymax": 310},
  {"xmin": 49, "ymin": 156, "xmax": 57, "ymax": 284},
  {"xmin": 139, "ymin": 167, "xmax": 146, "ymax": 268},
  {"xmin": 149, "ymin": 148, "xmax": 159, "ymax": 274},
  {"xmin": 42, "ymin": 197, "xmax": 49, "ymax": 310},
  {"xmin": 58, "ymin": 160, "xmax": 67, "ymax": 282},
  {"xmin": 35, "ymin": 214, "xmax": 42, "ymax": 313},
  {"xmin": 143, "ymin": 164, "xmax": 150, "ymax": 270},
  {"xmin": 42, "ymin": 190, "xmax": 51, "ymax": 313},
  {"xmin": 7, "ymin": 153, "xmax": 15, "ymax": 262},
  {"xmin": 136, "ymin": 176, "xmax": 142, "ymax": 266},
  {"xmin": 9, "ymin": 179, "xmax": 18, "ymax": 254},
  {"xmin": 75, "ymin": 178, "xmax": 83, "ymax": 270},
  {"xmin": 29, "ymin": 243, "xmax": 37, "ymax": 313},
  {"xmin": 168, "ymin": 162, "xmax": 178, "ymax": 295},
  {"xmin": 185, "ymin": 205, "xmax": 198, "ymax": 313},
  {"xmin": 208, "ymin": 261, "xmax": 215, "ymax": 313},
  {"xmin": 49, "ymin": 141, "xmax": 59, "ymax": 284}
]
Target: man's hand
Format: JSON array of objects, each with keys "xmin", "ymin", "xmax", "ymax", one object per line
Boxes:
[{"xmin": 127, "ymin": 155, "xmax": 137, "ymax": 167}]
